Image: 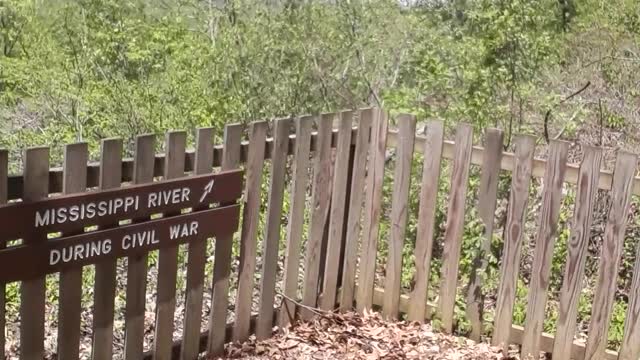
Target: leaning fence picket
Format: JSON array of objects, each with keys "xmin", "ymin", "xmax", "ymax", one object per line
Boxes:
[
  {"xmin": 552, "ymin": 146, "xmax": 602, "ymax": 359},
  {"xmin": 584, "ymin": 151, "xmax": 636, "ymax": 360},
  {"xmin": 257, "ymin": 118, "xmax": 292, "ymax": 339},
  {"xmin": 91, "ymin": 138, "xmax": 123, "ymax": 360},
  {"xmin": 382, "ymin": 115, "xmax": 416, "ymax": 320},
  {"xmin": 0, "ymin": 150, "xmax": 7, "ymax": 360},
  {"xmin": 124, "ymin": 135, "xmax": 156, "ymax": 360},
  {"xmin": 58, "ymin": 143, "xmax": 89, "ymax": 360},
  {"xmin": 321, "ymin": 111, "xmax": 353, "ymax": 310},
  {"xmin": 302, "ymin": 114, "xmax": 334, "ymax": 319},
  {"xmin": 437, "ymin": 123, "xmax": 473, "ymax": 333},
  {"xmin": 407, "ymin": 121, "xmax": 444, "ymax": 323},
  {"xmin": 520, "ymin": 140, "xmax": 569, "ymax": 359},
  {"xmin": 464, "ymin": 128, "xmax": 503, "ymax": 340},
  {"xmin": 20, "ymin": 146, "xmax": 49, "ymax": 360},
  {"xmin": 280, "ymin": 116, "xmax": 313, "ymax": 325},
  {"xmin": 234, "ymin": 121, "xmax": 268, "ymax": 342},
  {"xmin": 340, "ymin": 109, "xmax": 373, "ymax": 311},
  {"xmin": 621, "ymin": 238, "xmax": 640, "ymax": 359},
  {"xmin": 181, "ymin": 127, "xmax": 215, "ymax": 360},
  {"xmin": 208, "ymin": 124, "xmax": 243, "ymax": 355},
  {"xmin": 356, "ymin": 109, "xmax": 388, "ymax": 313},
  {"xmin": 491, "ymin": 135, "xmax": 535, "ymax": 349}
]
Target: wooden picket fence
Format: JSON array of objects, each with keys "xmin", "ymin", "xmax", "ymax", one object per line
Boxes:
[{"xmin": 1, "ymin": 108, "xmax": 640, "ymax": 360}]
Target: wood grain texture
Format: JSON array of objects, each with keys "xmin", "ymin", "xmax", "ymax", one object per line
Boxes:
[
  {"xmin": 153, "ymin": 131, "xmax": 187, "ymax": 360},
  {"xmin": 233, "ymin": 121, "xmax": 268, "ymax": 342},
  {"xmin": 552, "ymin": 146, "xmax": 602, "ymax": 360},
  {"xmin": 0, "ymin": 150, "xmax": 7, "ymax": 360},
  {"xmin": 464, "ymin": 128, "xmax": 503, "ymax": 340},
  {"xmin": 356, "ymin": 109, "xmax": 388, "ymax": 313},
  {"xmin": 181, "ymin": 127, "xmax": 215, "ymax": 360},
  {"xmin": 301, "ymin": 114, "xmax": 334, "ymax": 319},
  {"xmin": 91, "ymin": 139, "xmax": 123, "ymax": 360},
  {"xmin": 280, "ymin": 116, "xmax": 313, "ymax": 324},
  {"xmin": 124, "ymin": 135, "xmax": 155, "ymax": 360},
  {"xmin": 256, "ymin": 118, "xmax": 292, "ymax": 339},
  {"xmin": 58, "ymin": 142, "xmax": 89, "ymax": 360},
  {"xmin": 340, "ymin": 109, "xmax": 373, "ymax": 311},
  {"xmin": 207, "ymin": 124, "xmax": 243, "ymax": 356},
  {"xmin": 321, "ymin": 112, "xmax": 354, "ymax": 310},
  {"xmin": 437, "ymin": 123, "xmax": 474, "ymax": 333},
  {"xmin": 382, "ymin": 115, "xmax": 416, "ymax": 320},
  {"xmin": 20, "ymin": 147, "xmax": 49, "ymax": 360},
  {"xmin": 491, "ymin": 135, "xmax": 536, "ymax": 348},
  {"xmin": 406, "ymin": 121, "xmax": 444, "ymax": 322},
  {"xmin": 584, "ymin": 152, "xmax": 636, "ymax": 360},
  {"xmin": 520, "ymin": 140, "xmax": 569, "ymax": 359}
]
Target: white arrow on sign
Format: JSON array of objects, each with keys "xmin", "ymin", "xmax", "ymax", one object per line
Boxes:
[{"xmin": 199, "ymin": 179, "xmax": 215, "ymax": 203}]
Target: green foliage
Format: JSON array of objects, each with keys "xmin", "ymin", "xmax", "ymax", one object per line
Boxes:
[
  {"xmin": 0, "ymin": 0, "xmax": 412, "ymax": 163},
  {"xmin": 385, "ymin": 0, "xmax": 563, "ymax": 133},
  {"xmin": 609, "ymin": 301, "xmax": 628, "ymax": 345}
]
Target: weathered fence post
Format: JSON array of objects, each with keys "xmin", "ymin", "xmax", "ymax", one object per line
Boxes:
[
  {"xmin": 124, "ymin": 134, "xmax": 155, "ymax": 360},
  {"xmin": 340, "ymin": 109, "xmax": 373, "ymax": 311},
  {"xmin": 234, "ymin": 121, "xmax": 267, "ymax": 342},
  {"xmin": 20, "ymin": 146, "xmax": 49, "ymax": 360},
  {"xmin": 58, "ymin": 142, "xmax": 89, "ymax": 360},
  {"xmin": 280, "ymin": 116, "xmax": 313, "ymax": 326},
  {"xmin": 92, "ymin": 138, "xmax": 123, "ymax": 360}
]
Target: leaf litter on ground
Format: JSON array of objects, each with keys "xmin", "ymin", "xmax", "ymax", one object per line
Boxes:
[{"xmin": 216, "ymin": 309, "xmax": 514, "ymax": 360}]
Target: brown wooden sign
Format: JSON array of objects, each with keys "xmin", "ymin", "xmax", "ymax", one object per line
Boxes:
[
  {"xmin": 0, "ymin": 170, "xmax": 243, "ymax": 243},
  {"xmin": 0, "ymin": 205, "xmax": 240, "ymax": 283}
]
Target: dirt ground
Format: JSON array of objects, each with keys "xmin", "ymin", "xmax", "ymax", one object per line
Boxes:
[{"xmin": 216, "ymin": 309, "xmax": 514, "ymax": 360}]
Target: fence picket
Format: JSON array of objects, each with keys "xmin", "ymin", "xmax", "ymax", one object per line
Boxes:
[
  {"xmin": 91, "ymin": 139, "xmax": 123, "ymax": 360},
  {"xmin": 20, "ymin": 147, "xmax": 49, "ymax": 360},
  {"xmin": 321, "ymin": 112, "xmax": 354, "ymax": 310},
  {"xmin": 207, "ymin": 124, "xmax": 243, "ymax": 355},
  {"xmin": 124, "ymin": 135, "xmax": 156, "ymax": 360},
  {"xmin": 491, "ymin": 135, "xmax": 535, "ymax": 348},
  {"xmin": 234, "ymin": 121, "xmax": 268, "ymax": 342},
  {"xmin": 280, "ymin": 116, "xmax": 313, "ymax": 324},
  {"xmin": 153, "ymin": 131, "xmax": 187, "ymax": 360},
  {"xmin": 302, "ymin": 114, "xmax": 334, "ymax": 318},
  {"xmin": 181, "ymin": 128, "xmax": 215, "ymax": 360},
  {"xmin": 58, "ymin": 143, "xmax": 89, "ymax": 360},
  {"xmin": 340, "ymin": 109, "xmax": 373, "ymax": 311},
  {"xmin": 257, "ymin": 118, "xmax": 292, "ymax": 339},
  {"xmin": 552, "ymin": 146, "xmax": 602, "ymax": 359},
  {"xmin": 407, "ymin": 121, "xmax": 444, "ymax": 322},
  {"xmin": 621, "ymin": 240, "xmax": 640, "ymax": 360},
  {"xmin": 0, "ymin": 150, "xmax": 7, "ymax": 360},
  {"xmin": 382, "ymin": 115, "xmax": 416, "ymax": 320},
  {"xmin": 584, "ymin": 152, "xmax": 636, "ymax": 360},
  {"xmin": 437, "ymin": 123, "xmax": 473, "ymax": 333},
  {"xmin": 520, "ymin": 140, "xmax": 569, "ymax": 359},
  {"xmin": 356, "ymin": 109, "xmax": 388, "ymax": 313},
  {"xmin": 464, "ymin": 128, "xmax": 503, "ymax": 340}
]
